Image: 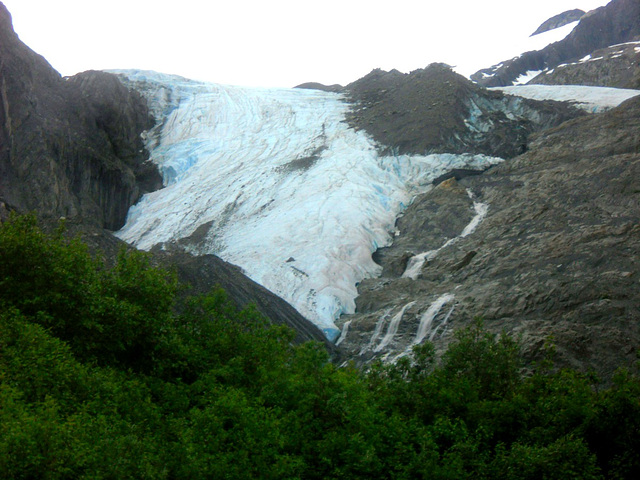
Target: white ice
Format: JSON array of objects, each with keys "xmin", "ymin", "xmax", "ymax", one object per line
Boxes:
[
  {"xmin": 492, "ymin": 85, "xmax": 640, "ymax": 113},
  {"xmin": 114, "ymin": 70, "xmax": 502, "ymax": 341}
]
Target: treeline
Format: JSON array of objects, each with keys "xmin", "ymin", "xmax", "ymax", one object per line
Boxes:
[{"xmin": 0, "ymin": 214, "xmax": 639, "ymax": 479}]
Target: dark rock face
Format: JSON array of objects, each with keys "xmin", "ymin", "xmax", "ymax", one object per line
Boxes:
[
  {"xmin": 344, "ymin": 64, "xmax": 582, "ymax": 159},
  {"xmin": 0, "ymin": 3, "xmax": 161, "ymax": 230},
  {"xmin": 160, "ymin": 250, "xmax": 338, "ymax": 351},
  {"xmin": 337, "ymin": 96, "xmax": 640, "ymax": 378},
  {"xmin": 531, "ymin": 9, "xmax": 585, "ymax": 36},
  {"xmin": 294, "ymin": 82, "xmax": 344, "ymax": 93},
  {"xmin": 472, "ymin": 0, "xmax": 640, "ymax": 87},
  {"xmin": 371, "ymin": 178, "xmax": 475, "ymax": 279},
  {"xmin": 529, "ymin": 42, "xmax": 640, "ymax": 89}
]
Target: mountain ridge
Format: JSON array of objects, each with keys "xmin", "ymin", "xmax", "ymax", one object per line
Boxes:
[
  {"xmin": 2, "ymin": 0, "xmax": 640, "ymax": 376},
  {"xmin": 472, "ymin": 0, "xmax": 640, "ymax": 87}
]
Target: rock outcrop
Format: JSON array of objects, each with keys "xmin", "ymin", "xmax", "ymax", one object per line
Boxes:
[
  {"xmin": 294, "ymin": 82, "xmax": 344, "ymax": 93},
  {"xmin": 337, "ymin": 95, "xmax": 640, "ymax": 378},
  {"xmin": 529, "ymin": 42, "xmax": 640, "ymax": 89},
  {"xmin": 0, "ymin": 3, "xmax": 161, "ymax": 230},
  {"xmin": 530, "ymin": 9, "xmax": 585, "ymax": 36},
  {"xmin": 472, "ymin": 0, "xmax": 640, "ymax": 87},
  {"xmin": 344, "ymin": 64, "xmax": 582, "ymax": 159}
]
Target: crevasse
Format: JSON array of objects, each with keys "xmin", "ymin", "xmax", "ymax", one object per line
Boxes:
[{"xmin": 114, "ymin": 70, "xmax": 502, "ymax": 341}]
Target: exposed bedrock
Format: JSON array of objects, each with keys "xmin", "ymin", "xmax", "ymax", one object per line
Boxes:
[
  {"xmin": 529, "ymin": 42, "xmax": 640, "ymax": 89},
  {"xmin": 344, "ymin": 63, "xmax": 583, "ymax": 159},
  {"xmin": 0, "ymin": 3, "xmax": 161, "ymax": 230},
  {"xmin": 337, "ymin": 96, "xmax": 640, "ymax": 378},
  {"xmin": 530, "ymin": 9, "xmax": 585, "ymax": 36}
]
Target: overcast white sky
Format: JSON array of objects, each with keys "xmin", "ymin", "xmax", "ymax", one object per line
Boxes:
[{"xmin": 3, "ymin": 0, "xmax": 610, "ymax": 88}]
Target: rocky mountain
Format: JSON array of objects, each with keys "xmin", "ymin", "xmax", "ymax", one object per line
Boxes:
[
  {"xmin": 342, "ymin": 64, "xmax": 582, "ymax": 159},
  {"xmin": 0, "ymin": 4, "xmax": 161, "ymax": 229},
  {"xmin": 529, "ymin": 41, "xmax": 640, "ymax": 89},
  {"xmin": 336, "ymin": 93, "xmax": 640, "ymax": 377},
  {"xmin": 0, "ymin": 2, "xmax": 332, "ymax": 349},
  {"xmin": 530, "ymin": 9, "xmax": 585, "ymax": 36},
  {"xmin": 472, "ymin": 0, "xmax": 640, "ymax": 87},
  {"xmin": 332, "ymin": 1, "xmax": 640, "ymax": 376},
  {"xmin": 2, "ymin": 0, "xmax": 639, "ymax": 378}
]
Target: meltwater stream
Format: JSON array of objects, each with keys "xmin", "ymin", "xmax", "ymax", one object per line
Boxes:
[{"xmin": 114, "ymin": 70, "xmax": 503, "ymax": 341}]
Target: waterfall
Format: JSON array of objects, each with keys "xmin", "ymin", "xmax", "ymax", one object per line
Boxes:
[
  {"xmin": 335, "ymin": 320, "xmax": 352, "ymax": 346},
  {"xmin": 413, "ymin": 293, "xmax": 455, "ymax": 345},
  {"xmin": 402, "ymin": 189, "xmax": 488, "ymax": 280},
  {"xmin": 374, "ymin": 301, "xmax": 416, "ymax": 352}
]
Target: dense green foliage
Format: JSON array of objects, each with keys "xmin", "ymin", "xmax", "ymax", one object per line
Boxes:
[{"xmin": 1, "ymin": 214, "xmax": 639, "ymax": 479}]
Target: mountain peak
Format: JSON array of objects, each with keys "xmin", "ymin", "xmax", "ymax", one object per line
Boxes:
[
  {"xmin": 530, "ymin": 8, "xmax": 585, "ymax": 36},
  {"xmin": 0, "ymin": 2, "xmax": 12, "ymax": 30}
]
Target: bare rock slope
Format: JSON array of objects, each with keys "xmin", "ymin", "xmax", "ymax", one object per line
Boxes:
[
  {"xmin": 529, "ymin": 42, "xmax": 640, "ymax": 89},
  {"xmin": 0, "ymin": 3, "xmax": 161, "ymax": 229},
  {"xmin": 530, "ymin": 9, "xmax": 585, "ymax": 36},
  {"xmin": 344, "ymin": 64, "xmax": 582, "ymax": 159},
  {"xmin": 337, "ymin": 95, "xmax": 640, "ymax": 378}
]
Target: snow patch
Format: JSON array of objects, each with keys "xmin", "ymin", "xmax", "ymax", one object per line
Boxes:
[
  {"xmin": 609, "ymin": 41, "xmax": 640, "ymax": 49},
  {"xmin": 492, "ymin": 85, "xmax": 640, "ymax": 113},
  {"xmin": 513, "ymin": 70, "xmax": 542, "ymax": 85}
]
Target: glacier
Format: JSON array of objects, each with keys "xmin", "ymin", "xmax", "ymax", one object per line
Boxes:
[
  {"xmin": 114, "ymin": 70, "xmax": 503, "ymax": 341},
  {"xmin": 493, "ymin": 85, "xmax": 640, "ymax": 113}
]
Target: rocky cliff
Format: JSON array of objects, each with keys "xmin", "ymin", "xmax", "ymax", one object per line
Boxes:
[
  {"xmin": 529, "ymin": 41, "xmax": 640, "ymax": 89},
  {"xmin": 337, "ymin": 94, "xmax": 640, "ymax": 377},
  {"xmin": 0, "ymin": 3, "xmax": 161, "ymax": 229},
  {"xmin": 530, "ymin": 9, "xmax": 585, "ymax": 36}
]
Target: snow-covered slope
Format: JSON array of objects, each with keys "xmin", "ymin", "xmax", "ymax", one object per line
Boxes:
[
  {"xmin": 114, "ymin": 70, "xmax": 502, "ymax": 341},
  {"xmin": 467, "ymin": 21, "xmax": 579, "ymax": 83},
  {"xmin": 492, "ymin": 84, "xmax": 640, "ymax": 112}
]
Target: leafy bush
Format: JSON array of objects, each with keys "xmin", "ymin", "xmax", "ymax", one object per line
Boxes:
[{"xmin": 1, "ymin": 214, "xmax": 639, "ymax": 478}]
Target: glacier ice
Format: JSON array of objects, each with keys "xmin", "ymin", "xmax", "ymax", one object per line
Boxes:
[
  {"xmin": 114, "ymin": 70, "xmax": 502, "ymax": 341},
  {"xmin": 493, "ymin": 85, "xmax": 640, "ymax": 113}
]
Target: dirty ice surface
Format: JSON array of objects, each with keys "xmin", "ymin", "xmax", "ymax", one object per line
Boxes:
[
  {"xmin": 493, "ymin": 85, "xmax": 640, "ymax": 113},
  {"xmin": 114, "ymin": 70, "xmax": 502, "ymax": 341}
]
